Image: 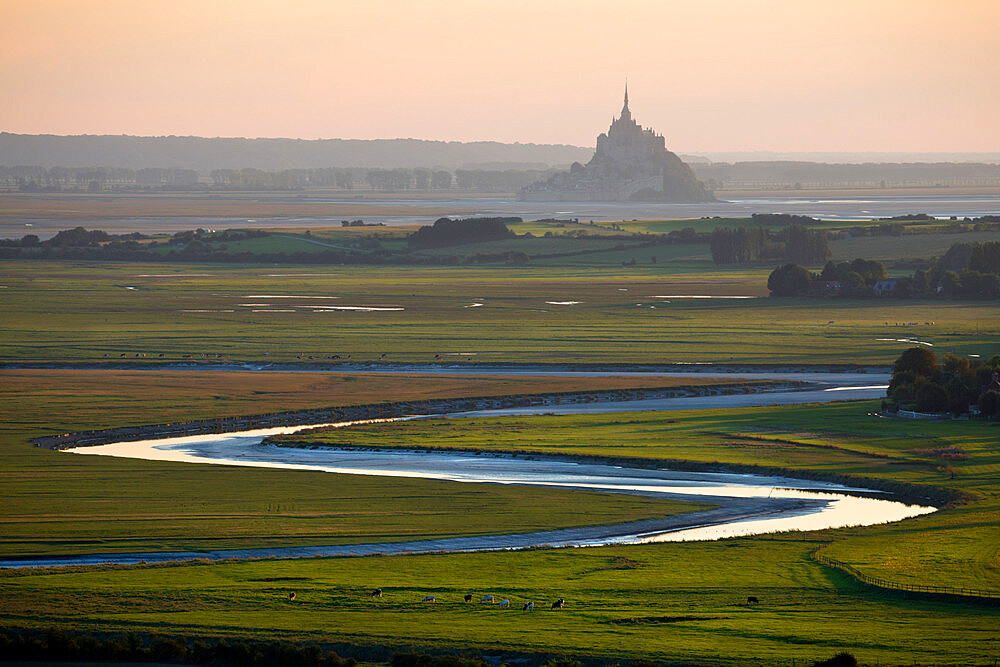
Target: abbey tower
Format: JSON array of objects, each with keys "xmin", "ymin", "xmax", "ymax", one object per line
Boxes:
[{"xmin": 519, "ymin": 87, "xmax": 713, "ymax": 202}]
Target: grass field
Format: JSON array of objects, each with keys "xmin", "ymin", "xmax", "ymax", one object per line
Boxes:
[
  {"xmin": 3, "ymin": 537, "xmax": 998, "ymax": 666},
  {"xmin": 0, "ymin": 260, "xmax": 995, "ymax": 365},
  {"xmin": 2, "ymin": 372, "xmax": 999, "ymax": 663},
  {"xmin": 6, "ymin": 397, "xmax": 995, "ymax": 664}
]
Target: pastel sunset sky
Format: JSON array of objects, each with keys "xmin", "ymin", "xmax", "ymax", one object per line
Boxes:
[{"xmin": 2, "ymin": 0, "xmax": 998, "ymax": 151}]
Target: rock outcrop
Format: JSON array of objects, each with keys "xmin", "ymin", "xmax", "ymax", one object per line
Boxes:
[{"xmin": 519, "ymin": 87, "xmax": 713, "ymax": 202}]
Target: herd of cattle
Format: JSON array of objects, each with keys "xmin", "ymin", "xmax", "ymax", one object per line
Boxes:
[
  {"xmin": 377, "ymin": 588, "xmax": 562, "ymax": 610},
  {"xmin": 287, "ymin": 589, "xmax": 563, "ymax": 610},
  {"xmin": 287, "ymin": 589, "xmax": 761, "ymax": 608}
]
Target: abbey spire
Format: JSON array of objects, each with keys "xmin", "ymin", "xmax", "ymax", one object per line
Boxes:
[{"xmin": 519, "ymin": 86, "xmax": 713, "ymax": 202}]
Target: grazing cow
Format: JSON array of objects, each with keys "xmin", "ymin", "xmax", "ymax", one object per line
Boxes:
[
  {"xmin": 746, "ymin": 596, "xmax": 760, "ymax": 605},
  {"xmin": 289, "ymin": 592, "xmax": 297, "ymax": 601},
  {"xmin": 422, "ymin": 595, "xmax": 435, "ymax": 603},
  {"xmin": 464, "ymin": 594, "xmax": 473, "ymax": 603},
  {"xmin": 522, "ymin": 602, "xmax": 534, "ymax": 611},
  {"xmin": 370, "ymin": 588, "xmax": 383, "ymax": 598},
  {"xmin": 551, "ymin": 598, "xmax": 564, "ymax": 610},
  {"xmin": 481, "ymin": 595, "xmax": 494, "ymax": 604},
  {"xmin": 499, "ymin": 599, "xmax": 510, "ymax": 608}
]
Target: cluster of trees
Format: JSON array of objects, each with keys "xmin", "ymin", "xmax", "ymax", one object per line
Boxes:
[
  {"xmin": 204, "ymin": 167, "xmax": 560, "ymax": 192},
  {"xmin": 1, "ymin": 165, "xmax": 198, "ymax": 191},
  {"xmin": 767, "ymin": 258, "xmax": 888, "ymax": 297},
  {"xmin": 408, "ymin": 217, "xmax": 518, "ymax": 249},
  {"xmin": 0, "ymin": 226, "xmax": 150, "ymax": 250},
  {"xmin": 710, "ymin": 223, "xmax": 830, "ymax": 265},
  {"xmin": 208, "ymin": 167, "xmax": 563, "ymax": 192},
  {"xmin": 818, "ymin": 259, "xmax": 888, "ymax": 294},
  {"xmin": 907, "ymin": 240, "xmax": 1000, "ymax": 299},
  {"xmin": 886, "ymin": 347, "xmax": 1000, "ymax": 417},
  {"xmin": 206, "ymin": 167, "xmax": 456, "ymax": 191},
  {"xmin": 768, "ymin": 241, "xmax": 1000, "ymax": 299}
]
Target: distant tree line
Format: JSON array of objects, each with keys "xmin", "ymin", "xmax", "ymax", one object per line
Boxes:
[
  {"xmin": 0, "ymin": 225, "xmax": 507, "ymax": 265},
  {"xmin": 766, "ymin": 241, "xmax": 1000, "ymax": 299},
  {"xmin": 767, "ymin": 259, "xmax": 890, "ymax": 297},
  {"xmin": 1, "ymin": 165, "xmax": 198, "ymax": 191},
  {"xmin": 710, "ymin": 223, "xmax": 830, "ymax": 265},
  {"xmin": 408, "ymin": 217, "xmax": 519, "ymax": 249},
  {"xmin": 886, "ymin": 347, "xmax": 1000, "ymax": 417},
  {"xmin": 1, "ymin": 164, "xmax": 562, "ymax": 192}
]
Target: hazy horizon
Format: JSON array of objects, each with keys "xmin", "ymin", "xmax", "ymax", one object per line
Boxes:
[{"xmin": 3, "ymin": 1, "xmax": 999, "ymax": 153}]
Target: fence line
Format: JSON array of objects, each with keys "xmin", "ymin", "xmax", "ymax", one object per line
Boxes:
[{"xmin": 812, "ymin": 548, "xmax": 1000, "ymax": 602}]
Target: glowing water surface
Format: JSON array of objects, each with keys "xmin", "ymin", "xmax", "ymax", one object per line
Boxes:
[{"xmin": 64, "ymin": 417, "xmax": 933, "ymax": 550}]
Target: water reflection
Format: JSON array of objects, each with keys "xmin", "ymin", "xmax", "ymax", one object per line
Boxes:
[{"xmin": 66, "ymin": 420, "xmax": 934, "ymax": 549}]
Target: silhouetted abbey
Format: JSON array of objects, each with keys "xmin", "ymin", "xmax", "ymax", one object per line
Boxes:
[{"xmin": 519, "ymin": 87, "xmax": 713, "ymax": 202}]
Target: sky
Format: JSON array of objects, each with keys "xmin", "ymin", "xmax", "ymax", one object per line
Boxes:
[{"xmin": 2, "ymin": 0, "xmax": 999, "ymax": 152}]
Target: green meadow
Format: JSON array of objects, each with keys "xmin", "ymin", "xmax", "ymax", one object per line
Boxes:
[
  {"xmin": 1, "ymin": 372, "xmax": 999, "ymax": 663},
  {"xmin": 0, "ymin": 260, "xmax": 995, "ymax": 365},
  {"xmin": 3, "ymin": 538, "xmax": 998, "ymax": 666}
]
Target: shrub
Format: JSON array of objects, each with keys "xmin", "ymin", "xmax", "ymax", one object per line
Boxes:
[
  {"xmin": 916, "ymin": 383, "xmax": 949, "ymax": 413},
  {"xmin": 979, "ymin": 390, "xmax": 999, "ymax": 418},
  {"xmin": 812, "ymin": 652, "xmax": 858, "ymax": 667},
  {"xmin": 893, "ymin": 347, "xmax": 938, "ymax": 377},
  {"xmin": 767, "ymin": 263, "xmax": 813, "ymax": 296}
]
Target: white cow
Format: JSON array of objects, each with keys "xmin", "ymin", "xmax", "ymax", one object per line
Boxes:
[
  {"xmin": 522, "ymin": 601, "xmax": 534, "ymax": 611},
  {"xmin": 499, "ymin": 599, "xmax": 510, "ymax": 608},
  {"xmin": 422, "ymin": 595, "xmax": 435, "ymax": 602},
  {"xmin": 481, "ymin": 595, "xmax": 494, "ymax": 604}
]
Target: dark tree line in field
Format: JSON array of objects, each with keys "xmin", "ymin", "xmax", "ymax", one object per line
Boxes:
[
  {"xmin": 886, "ymin": 347, "xmax": 1000, "ymax": 417},
  {"xmin": 767, "ymin": 241, "xmax": 1000, "ymax": 299},
  {"xmin": 767, "ymin": 259, "xmax": 889, "ymax": 297},
  {"xmin": 710, "ymin": 223, "xmax": 830, "ymax": 265},
  {"xmin": 408, "ymin": 217, "xmax": 519, "ymax": 249},
  {"xmin": 1, "ymin": 164, "xmax": 562, "ymax": 192},
  {"xmin": 0, "ymin": 225, "xmax": 520, "ymax": 266},
  {"xmin": 1, "ymin": 165, "xmax": 198, "ymax": 191}
]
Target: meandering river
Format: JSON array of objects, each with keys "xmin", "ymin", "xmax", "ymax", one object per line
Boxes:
[{"xmin": 0, "ymin": 368, "xmax": 936, "ymax": 569}]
